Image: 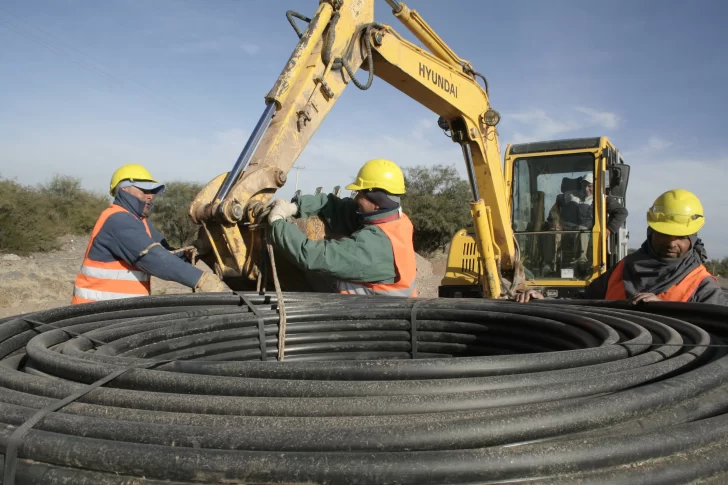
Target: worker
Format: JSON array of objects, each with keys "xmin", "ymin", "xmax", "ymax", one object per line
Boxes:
[
  {"xmin": 72, "ymin": 164, "xmax": 228, "ymax": 304},
  {"xmin": 547, "ymin": 173, "xmax": 629, "ymax": 261},
  {"xmin": 264, "ymin": 158, "xmax": 418, "ymax": 297},
  {"xmin": 549, "ymin": 173, "xmax": 629, "ymax": 235},
  {"xmin": 517, "ymin": 189, "xmax": 725, "ymax": 305}
]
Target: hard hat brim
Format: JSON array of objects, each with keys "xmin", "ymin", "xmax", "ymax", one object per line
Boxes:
[
  {"xmin": 647, "ymin": 220, "xmax": 703, "ymax": 237},
  {"xmin": 345, "ymin": 183, "xmax": 363, "ymax": 191},
  {"xmin": 115, "ymin": 180, "xmax": 166, "ymax": 196},
  {"xmin": 131, "ymin": 181, "xmax": 166, "ymax": 193}
]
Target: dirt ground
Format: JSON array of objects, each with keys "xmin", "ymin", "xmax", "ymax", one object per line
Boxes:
[{"xmin": 0, "ymin": 235, "xmax": 447, "ymax": 318}]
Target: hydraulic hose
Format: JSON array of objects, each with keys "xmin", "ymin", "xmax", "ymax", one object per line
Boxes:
[{"xmin": 1, "ymin": 292, "xmax": 728, "ymax": 484}]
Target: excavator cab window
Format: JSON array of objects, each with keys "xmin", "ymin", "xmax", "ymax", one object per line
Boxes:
[{"xmin": 511, "ymin": 153, "xmax": 595, "ymax": 281}]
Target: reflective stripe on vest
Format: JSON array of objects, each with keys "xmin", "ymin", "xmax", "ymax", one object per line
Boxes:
[
  {"xmin": 605, "ymin": 259, "xmax": 715, "ymax": 302},
  {"xmin": 338, "ymin": 212, "xmax": 418, "ymax": 298},
  {"xmin": 71, "ymin": 205, "xmax": 152, "ymax": 305}
]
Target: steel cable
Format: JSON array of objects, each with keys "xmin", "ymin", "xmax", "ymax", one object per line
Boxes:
[{"xmin": 1, "ymin": 293, "xmax": 728, "ymax": 484}]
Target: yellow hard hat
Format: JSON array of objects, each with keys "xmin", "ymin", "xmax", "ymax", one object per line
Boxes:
[
  {"xmin": 109, "ymin": 164, "xmax": 164, "ymax": 196},
  {"xmin": 345, "ymin": 159, "xmax": 406, "ymax": 195},
  {"xmin": 646, "ymin": 189, "xmax": 704, "ymax": 236}
]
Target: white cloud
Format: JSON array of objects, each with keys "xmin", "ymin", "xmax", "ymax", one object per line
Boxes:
[
  {"xmin": 240, "ymin": 42, "xmax": 261, "ymax": 56},
  {"xmin": 410, "ymin": 118, "xmax": 436, "ymax": 142},
  {"xmin": 645, "ymin": 135, "xmax": 673, "ymax": 151},
  {"xmin": 624, "ymin": 158, "xmax": 728, "ymax": 258},
  {"xmin": 504, "ymin": 106, "xmax": 620, "ymax": 143},
  {"xmin": 622, "ymin": 135, "xmax": 674, "ymax": 160},
  {"xmin": 285, "ymin": 120, "xmax": 460, "ymax": 200},
  {"xmin": 573, "ymin": 106, "xmax": 620, "ymax": 130}
]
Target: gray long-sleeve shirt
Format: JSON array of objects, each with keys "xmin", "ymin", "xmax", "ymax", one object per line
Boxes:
[{"xmin": 605, "ymin": 196, "xmax": 628, "ymax": 233}]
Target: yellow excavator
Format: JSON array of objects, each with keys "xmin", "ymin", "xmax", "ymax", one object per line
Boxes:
[
  {"xmin": 188, "ymin": 0, "xmax": 630, "ymax": 299},
  {"xmin": 440, "ymin": 136, "xmax": 630, "ymax": 299}
]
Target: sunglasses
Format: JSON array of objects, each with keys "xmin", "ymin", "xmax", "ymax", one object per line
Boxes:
[{"xmin": 647, "ymin": 208, "xmax": 704, "ymax": 227}]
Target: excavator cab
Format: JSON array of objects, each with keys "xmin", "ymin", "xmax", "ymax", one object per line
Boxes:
[{"xmin": 440, "ymin": 136, "xmax": 630, "ymax": 299}]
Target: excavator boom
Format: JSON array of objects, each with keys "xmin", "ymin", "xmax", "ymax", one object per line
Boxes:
[{"xmin": 190, "ymin": 0, "xmax": 519, "ymax": 296}]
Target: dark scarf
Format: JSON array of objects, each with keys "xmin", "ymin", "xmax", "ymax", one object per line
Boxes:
[
  {"xmin": 363, "ymin": 189, "xmax": 400, "ymax": 210},
  {"xmin": 114, "ymin": 190, "xmax": 149, "ymax": 219},
  {"xmin": 622, "ymin": 228, "xmax": 707, "ymax": 296},
  {"xmin": 357, "ymin": 206, "xmax": 401, "ymax": 225}
]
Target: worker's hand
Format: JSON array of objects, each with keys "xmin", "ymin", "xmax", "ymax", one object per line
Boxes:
[
  {"xmin": 628, "ymin": 292, "xmax": 661, "ymax": 305},
  {"xmin": 514, "ymin": 289, "xmax": 545, "ymax": 303},
  {"xmin": 268, "ymin": 199, "xmax": 298, "ymax": 224},
  {"xmin": 184, "ymin": 247, "xmax": 197, "ymax": 264},
  {"xmin": 194, "ymin": 271, "xmax": 230, "ymax": 293}
]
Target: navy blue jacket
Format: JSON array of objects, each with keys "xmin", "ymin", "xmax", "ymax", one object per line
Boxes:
[{"xmin": 87, "ymin": 190, "xmax": 203, "ymax": 288}]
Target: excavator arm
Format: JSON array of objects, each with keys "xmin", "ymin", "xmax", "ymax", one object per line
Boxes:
[{"xmin": 189, "ymin": 0, "xmax": 517, "ymax": 297}]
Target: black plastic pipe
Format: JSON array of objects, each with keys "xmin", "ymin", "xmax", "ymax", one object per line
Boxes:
[{"xmin": 1, "ymin": 292, "xmax": 728, "ymax": 484}]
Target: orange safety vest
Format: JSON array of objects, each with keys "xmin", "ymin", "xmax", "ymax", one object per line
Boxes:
[
  {"xmin": 338, "ymin": 212, "xmax": 418, "ymax": 297},
  {"xmin": 605, "ymin": 259, "xmax": 716, "ymax": 302},
  {"xmin": 71, "ymin": 205, "xmax": 152, "ymax": 304}
]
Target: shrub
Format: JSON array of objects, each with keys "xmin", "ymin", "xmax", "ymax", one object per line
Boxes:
[
  {"xmin": 39, "ymin": 175, "xmax": 109, "ymax": 234},
  {"xmin": 149, "ymin": 181, "xmax": 204, "ymax": 247},
  {"xmin": 0, "ymin": 178, "xmax": 64, "ymax": 254}
]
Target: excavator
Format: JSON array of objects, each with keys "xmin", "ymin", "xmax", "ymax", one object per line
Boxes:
[{"xmin": 188, "ymin": 0, "xmax": 630, "ymax": 299}]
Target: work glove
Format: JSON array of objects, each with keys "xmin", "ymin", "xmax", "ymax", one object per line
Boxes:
[
  {"xmin": 267, "ymin": 199, "xmax": 298, "ymax": 224},
  {"xmin": 183, "ymin": 246, "xmax": 198, "ymax": 264},
  {"xmin": 194, "ymin": 271, "xmax": 230, "ymax": 293}
]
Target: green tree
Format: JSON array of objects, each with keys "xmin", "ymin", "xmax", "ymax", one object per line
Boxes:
[
  {"xmin": 39, "ymin": 175, "xmax": 109, "ymax": 234},
  {"xmin": 706, "ymin": 257, "xmax": 728, "ymax": 278},
  {"xmin": 401, "ymin": 164, "xmax": 472, "ymax": 256},
  {"xmin": 0, "ymin": 177, "xmax": 64, "ymax": 254},
  {"xmin": 149, "ymin": 181, "xmax": 204, "ymax": 247}
]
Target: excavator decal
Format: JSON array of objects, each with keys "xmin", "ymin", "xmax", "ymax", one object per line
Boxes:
[{"xmin": 418, "ymin": 63, "xmax": 459, "ymax": 97}]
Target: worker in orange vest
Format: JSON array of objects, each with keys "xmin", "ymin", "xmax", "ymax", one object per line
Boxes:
[
  {"xmin": 72, "ymin": 164, "xmax": 228, "ymax": 304},
  {"xmin": 264, "ymin": 159, "xmax": 418, "ymax": 297},
  {"xmin": 516, "ymin": 189, "xmax": 726, "ymax": 305}
]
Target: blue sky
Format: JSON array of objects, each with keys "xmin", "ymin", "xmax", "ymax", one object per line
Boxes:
[{"xmin": 2, "ymin": 0, "xmax": 728, "ymax": 255}]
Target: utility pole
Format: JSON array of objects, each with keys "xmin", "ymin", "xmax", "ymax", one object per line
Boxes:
[{"xmin": 293, "ymin": 166, "xmax": 306, "ymax": 192}]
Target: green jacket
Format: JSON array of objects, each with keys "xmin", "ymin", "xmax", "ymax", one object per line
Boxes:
[{"xmin": 269, "ymin": 193, "xmax": 399, "ymax": 283}]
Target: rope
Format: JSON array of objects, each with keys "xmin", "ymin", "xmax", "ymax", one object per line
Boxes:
[
  {"xmin": 253, "ymin": 224, "xmax": 287, "ymax": 361},
  {"xmin": 265, "ymin": 228, "xmax": 287, "ymax": 361}
]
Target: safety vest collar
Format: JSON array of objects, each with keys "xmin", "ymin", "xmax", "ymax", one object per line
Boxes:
[
  {"xmin": 605, "ymin": 259, "xmax": 714, "ymax": 302},
  {"xmin": 360, "ymin": 207, "xmax": 401, "ymax": 225}
]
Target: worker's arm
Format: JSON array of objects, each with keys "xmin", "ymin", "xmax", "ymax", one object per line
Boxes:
[
  {"xmin": 606, "ymin": 197, "xmax": 628, "ymax": 234},
  {"xmin": 147, "ymin": 220, "xmax": 192, "ymax": 263},
  {"xmin": 96, "ymin": 213, "xmax": 203, "ymax": 288},
  {"xmin": 296, "ymin": 193, "xmax": 360, "ymax": 235},
  {"xmin": 269, "ymin": 219, "xmax": 396, "ymax": 282},
  {"xmin": 690, "ymin": 277, "xmax": 728, "ymax": 305}
]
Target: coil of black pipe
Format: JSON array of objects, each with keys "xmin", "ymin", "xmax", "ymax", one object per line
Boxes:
[{"xmin": 1, "ymin": 292, "xmax": 728, "ymax": 485}]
